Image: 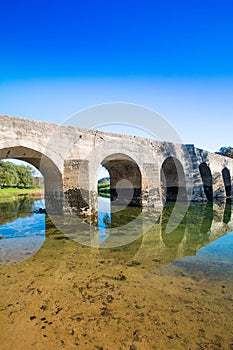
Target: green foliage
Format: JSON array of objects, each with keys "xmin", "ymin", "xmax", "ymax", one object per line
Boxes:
[
  {"xmin": 0, "ymin": 161, "xmax": 18, "ymax": 187},
  {"xmin": 15, "ymin": 164, "xmax": 33, "ymax": 188},
  {"xmin": 99, "ymin": 192, "xmax": 111, "ymax": 198},
  {"xmin": 0, "ymin": 161, "xmax": 34, "ymax": 188},
  {"xmin": 98, "ymin": 182, "xmax": 110, "ymax": 198},
  {"xmin": 217, "ymin": 146, "xmax": 233, "ymax": 158},
  {"xmin": 98, "ymin": 182, "xmax": 110, "ymax": 190}
]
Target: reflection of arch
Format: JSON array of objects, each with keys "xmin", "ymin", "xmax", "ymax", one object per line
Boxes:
[
  {"xmin": 185, "ymin": 202, "xmax": 212, "ymax": 247},
  {"xmin": 101, "ymin": 153, "xmax": 142, "ymax": 207},
  {"xmin": 106, "ymin": 206, "xmax": 142, "ymax": 228},
  {"xmin": 200, "ymin": 201, "xmax": 213, "ymax": 235},
  {"xmin": 223, "ymin": 200, "xmax": 232, "ymax": 224},
  {"xmin": 0, "ymin": 146, "xmax": 63, "ymax": 214},
  {"xmin": 161, "ymin": 202, "xmax": 186, "ymax": 247},
  {"xmin": 161, "ymin": 157, "xmax": 187, "ymax": 202},
  {"xmin": 199, "ymin": 163, "xmax": 213, "ymax": 201},
  {"xmin": 222, "ymin": 167, "xmax": 232, "ymax": 197}
]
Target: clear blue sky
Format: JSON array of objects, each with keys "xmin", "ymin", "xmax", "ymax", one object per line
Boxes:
[{"xmin": 1, "ymin": 0, "xmax": 233, "ymax": 152}]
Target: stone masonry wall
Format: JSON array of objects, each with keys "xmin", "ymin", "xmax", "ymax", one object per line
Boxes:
[{"xmin": 0, "ymin": 115, "xmax": 233, "ymax": 216}]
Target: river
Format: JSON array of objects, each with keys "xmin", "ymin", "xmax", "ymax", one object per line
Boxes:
[{"xmin": 0, "ymin": 196, "xmax": 233, "ymax": 349}]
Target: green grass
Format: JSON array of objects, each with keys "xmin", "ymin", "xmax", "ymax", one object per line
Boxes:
[{"xmin": 0, "ymin": 187, "xmax": 43, "ymax": 198}]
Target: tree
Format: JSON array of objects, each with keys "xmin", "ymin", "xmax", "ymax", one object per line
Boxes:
[
  {"xmin": 0, "ymin": 161, "xmax": 34, "ymax": 188},
  {"xmin": 217, "ymin": 146, "xmax": 233, "ymax": 159},
  {"xmin": 0, "ymin": 161, "xmax": 19, "ymax": 187},
  {"xmin": 15, "ymin": 165, "xmax": 33, "ymax": 188}
]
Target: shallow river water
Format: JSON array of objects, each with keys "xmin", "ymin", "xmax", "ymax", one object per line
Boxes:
[{"xmin": 0, "ymin": 196, "xmax": 233, "ymax": 350}]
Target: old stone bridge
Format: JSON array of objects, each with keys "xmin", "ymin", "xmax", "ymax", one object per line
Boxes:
[{"xmin": 0, "ymin": 115, "xmax": 233, "ymax": 217}]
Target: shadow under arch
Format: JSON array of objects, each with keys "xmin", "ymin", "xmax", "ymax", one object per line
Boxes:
[
  {"xmin": 199, "ymin": 163, "xmax": 213, "ymax": 201},
  {"xmin": 101, "ymin": 153, "xmax": 142, "ymax": 207},
  {"xmin": 0, "ymin": 146, "xmax": 63, "ymax": 214},
  {"xmin": 161, "ymin": 156, "xmax": 187, "ymax": 202},
  {"xmin": 222, "ymin": 167, "xmax": 232, "ymax": 197}
]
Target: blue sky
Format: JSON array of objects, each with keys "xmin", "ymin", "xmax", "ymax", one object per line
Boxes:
[{"xmin": 1, "ymin": 0, "xmax": 233, "ymax": 152}]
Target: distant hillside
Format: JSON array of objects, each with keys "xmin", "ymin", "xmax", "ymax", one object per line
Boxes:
[{"xmin": 98, "ymin": 177, "xmax": 110, "ymax": 184}]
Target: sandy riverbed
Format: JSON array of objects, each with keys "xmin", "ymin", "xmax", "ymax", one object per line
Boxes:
[{"xmin": 0, "ymin": 222, "xmax": 233, "ymax": 350}]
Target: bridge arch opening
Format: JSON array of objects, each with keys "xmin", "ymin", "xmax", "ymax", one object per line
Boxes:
[
  {"xmin": 98, "ymin": 165, "xmax": 110, "ymax": 199},
  {"xmin": 0, "ymin": 158, "xmax": 43, "ymax": 189},
  {"xmin": 160, "ymin": 156, "xmax": 187, "ymax": 202},
  {"xmin": 100, "ymin": 153, "xmax": 142, "ymax": 207},
  {"xmin": 0, "ymin": 146, "xmax": 63, "ymax": 214},
  {"xmin": 97, "ymin": 153, "xmax": 142, "ymax": 239},
  {"xmin": 199, "ymin": 163, "xmax": 213, "ymax": 201},
  {"xmin": 222, "ymin": 167, "xmax": 232, "ymax": 197}
]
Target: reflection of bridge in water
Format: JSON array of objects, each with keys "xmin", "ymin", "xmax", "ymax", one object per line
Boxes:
[
  {"xmin": 137, "ymin": 201, "xmax": 233, "ymax": 268},
  {"xmin": 35, "ymin": 200, "xmax": 232, "ymax": 269},
  {"xmin": 0, "ymin": 196, "xmax": 36, "ymax": 226},
  {"xmin": 95, "ymin": 200, "xmax": 233, "ymax": 267},
  {"xmin": 0, "ymin": 115, "xmax": 233, "ymax": 266},
  {"xmin": 0, "ymin": 197, "xmax": 232, "ymax": 266}
]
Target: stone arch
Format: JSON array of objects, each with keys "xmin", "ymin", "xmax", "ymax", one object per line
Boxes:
[
  {"xmin": 0, "ymin": 145, "xmax": 63, "ymax": 214},
  {"xmin": 222, "ymin": 167, "xmax": 232, "ymax": 197},
  {"xmin": 160, "ymin": 156, "xmax": 187, "ymax": 202},
  {"xmin": 101, "ymin": 153, "xmax": 142, "ymax": 207},
  {"xmin": 199, "ymin": 163, "xmax": 213, "ymax": 201}
]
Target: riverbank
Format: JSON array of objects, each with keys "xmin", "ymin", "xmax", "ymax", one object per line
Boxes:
[{"xmin": 0, "ymin": 187, "xmax": 44, "ymax": 199}]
